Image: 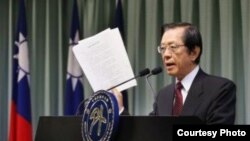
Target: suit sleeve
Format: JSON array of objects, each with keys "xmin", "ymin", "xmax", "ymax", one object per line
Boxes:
[
  {"xmin": 149, "ymin": 91, "xmax": 161, "ymax": 116},
  {"xmin": 120, "ymin": 109, "xmax": 130, "ymax": 115},
  {"xmin": 149, "ymin": 102, "xmax": 158, "ymax": 115}
]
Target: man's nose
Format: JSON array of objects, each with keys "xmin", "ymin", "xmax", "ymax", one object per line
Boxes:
[{"xmin": 163, "ymin": 49, "xmax": 172, "ymax": 59}]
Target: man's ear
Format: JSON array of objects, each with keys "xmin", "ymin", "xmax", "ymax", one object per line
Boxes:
[{"xmin": 190, "ymin": 46, "xmax": 200, "ymax": 61}]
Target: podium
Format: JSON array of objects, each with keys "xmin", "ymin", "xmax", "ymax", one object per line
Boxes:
[{"xmin": 35, "ymin": 116, "xmax": 203, "ymax": 141}]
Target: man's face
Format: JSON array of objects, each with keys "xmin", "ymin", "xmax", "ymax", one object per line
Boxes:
[{"xmin": 160, "ymin": 27, "xmax": 199, "ymax": 80}]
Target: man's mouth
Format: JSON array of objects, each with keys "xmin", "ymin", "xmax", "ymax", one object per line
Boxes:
[{"xmin": 166, "ymin": 62, "xmax": 175, "ymax": 67}]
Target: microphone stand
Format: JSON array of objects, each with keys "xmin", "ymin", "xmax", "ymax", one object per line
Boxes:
[
  {"xmin": 75, "ymin": 68, "xmax": 150, "ymax": 115},
  {"xmin": 146, "ymin": 74, "xmax": 156, "ymax": 97}
]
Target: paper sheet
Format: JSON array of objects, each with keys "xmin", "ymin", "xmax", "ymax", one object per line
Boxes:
[{"xmin": 72, "ymin": 28, "xmax": 137, "ymax": 92}]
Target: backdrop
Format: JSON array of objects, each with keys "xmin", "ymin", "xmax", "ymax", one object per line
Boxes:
[{"xmin": 1, "ymin": 0, "xmax": 250, "ymax": 140}]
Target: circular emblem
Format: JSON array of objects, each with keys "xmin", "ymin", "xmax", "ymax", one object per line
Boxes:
[{"xmin": 82, "ymin": 90, "xmax": 119, "ymax": 141}]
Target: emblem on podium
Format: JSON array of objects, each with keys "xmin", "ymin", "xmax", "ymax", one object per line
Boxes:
[{"xmin": 82, "ymin": 90, "xmax": 119, "ymax": 141}]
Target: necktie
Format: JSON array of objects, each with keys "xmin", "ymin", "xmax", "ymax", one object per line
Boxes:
[{"xmin": 172, "ymin": 82, "xmax": 183, "ymax": 116}]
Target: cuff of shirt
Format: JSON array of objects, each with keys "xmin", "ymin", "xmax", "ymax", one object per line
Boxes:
[{"xmin": 119, "ymin": 106, "xmax": 124, "ymax": 115}]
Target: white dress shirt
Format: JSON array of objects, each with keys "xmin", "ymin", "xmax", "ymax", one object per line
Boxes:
[{"xmin": 176, "ymin": 65, "xmax": 199, "ymax": 104}]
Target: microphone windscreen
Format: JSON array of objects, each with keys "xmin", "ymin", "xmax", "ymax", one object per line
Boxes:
[
  {"xmin": 151, "ymin": 67, "xmax": 162, "ymax": 75},
  {"xmin": 139, "ymin": 68, "xmax": 150, "ymax": 77}
]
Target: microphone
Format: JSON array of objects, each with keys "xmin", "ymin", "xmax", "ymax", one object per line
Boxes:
[
  {"xmin": 75, "ymin": 68, "xmax": 150, "ymax": 115},
  {"xmin": 106, "ymin": 68, "xmax": 150, "ymax": 91},
  {"xmin": 151, "ymin": 66, "xmax": 162, "ymax": 75},
  {"xmin": 145, "ymin": 67, "xmax": 162, "ymax": 97}
]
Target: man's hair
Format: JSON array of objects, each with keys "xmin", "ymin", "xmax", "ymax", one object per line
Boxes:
[{"xmin": 161, "ymin": 22, "xmax": 202, "ymax": 64}]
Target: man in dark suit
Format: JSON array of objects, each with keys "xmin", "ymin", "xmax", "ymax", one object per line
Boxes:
[{"xmin": 114, "ymin": 22, "xmax": 236, "ymax": 124}]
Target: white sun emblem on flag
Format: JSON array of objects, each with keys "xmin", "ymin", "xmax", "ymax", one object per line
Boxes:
[{"xmin": 14, "ymin": 32, "xmax": 30, "ymax": 82}]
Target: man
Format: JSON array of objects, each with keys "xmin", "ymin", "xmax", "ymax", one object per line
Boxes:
[{"xmin": 114, "ymin": 22, "xmax": 236, "ymax": 124}]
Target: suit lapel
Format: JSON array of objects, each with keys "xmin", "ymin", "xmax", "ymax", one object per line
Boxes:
[
  {"xmin": 181, "ymin": 69, "xmax": 206, "ymax": 115},
  {"xmin": 164, "ymin": 84, "xmax": 175, "ymax": 115}
]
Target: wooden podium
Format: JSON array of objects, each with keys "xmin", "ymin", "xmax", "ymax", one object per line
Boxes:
[{"xmin": 35, "ymin": 116, "xmax": 202, "ymax": 141}]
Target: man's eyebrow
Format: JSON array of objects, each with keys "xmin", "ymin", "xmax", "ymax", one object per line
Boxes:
[{"xmin": 160, "ymin": 42, "xmax": 176, "ymax": 46}]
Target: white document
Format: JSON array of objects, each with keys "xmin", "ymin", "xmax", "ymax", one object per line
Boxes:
[{"xmin": 72, "ymin": 28, "xmax": 137, "ymax": 92}]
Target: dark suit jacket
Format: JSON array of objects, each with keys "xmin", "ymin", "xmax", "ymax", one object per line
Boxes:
[{"xmin": 150, "ymin": 69, "xmax": 236, "ymax": 124}]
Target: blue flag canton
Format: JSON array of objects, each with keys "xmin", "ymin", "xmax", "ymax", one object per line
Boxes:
[
  {"xmin": 113, "ymin": 0, "xmax": 124, "ymax": 40},
  {"xmin": 70, "ymin": 0, "xmax": 80, "ymax": 41}
]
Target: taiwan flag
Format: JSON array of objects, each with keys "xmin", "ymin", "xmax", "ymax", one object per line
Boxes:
[
  {"xmin": 112, "ymin": 0, "xmax": 129, "ymax": 109},
  {"xmin": 64, "ymin": 0, "xmax": 84, "ymax": 115},
  {"xmin": 9, "ymin": 0, "xmax": 32, "ymax": 141}
]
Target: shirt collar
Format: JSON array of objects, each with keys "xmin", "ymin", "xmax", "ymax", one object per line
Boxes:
[{"xmin": 176, "ymin": 65, "xmax": 199, "ymax": 92}]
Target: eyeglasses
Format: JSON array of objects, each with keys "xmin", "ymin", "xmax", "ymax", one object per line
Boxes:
[{"xmin": 157, "ymin": 44, "xmax": 185, "ymax": 54}]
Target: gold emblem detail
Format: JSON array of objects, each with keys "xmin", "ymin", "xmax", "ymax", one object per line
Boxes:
[{"xmin": 89, "ymin": 105, "xmax": 107, "ymax": 136}]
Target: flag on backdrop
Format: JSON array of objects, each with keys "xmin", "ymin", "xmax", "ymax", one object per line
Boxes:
[
  {"xmin": 112, "ymin": 0, "xmax": 129, "ymax": 109},
  {"xmin": 113, "ymin": 0, "xmax": 125, "ymax": 40},
  {"xmin": 9, "ymin": 0, "xmax": 32, "ymax": 141},
  {"xmin": 64, "ymin": 0, "xmax": 84, "ymax": 115}
]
